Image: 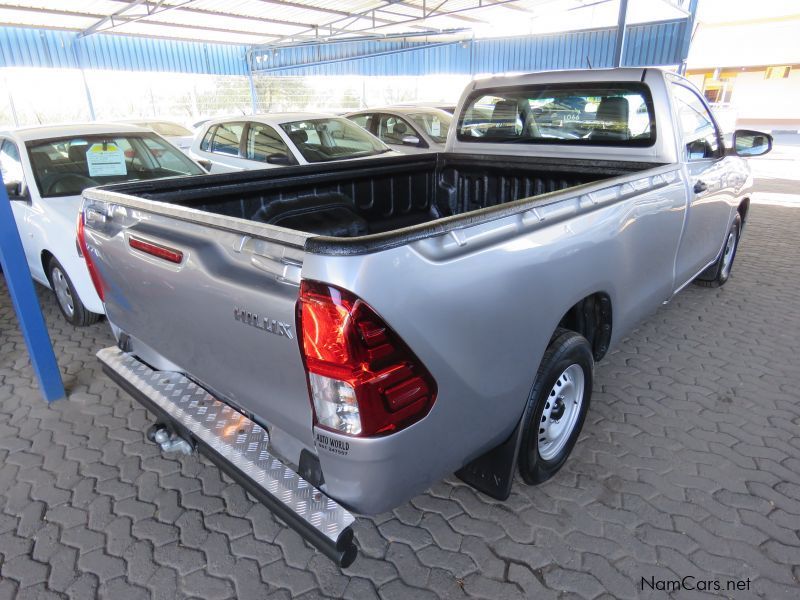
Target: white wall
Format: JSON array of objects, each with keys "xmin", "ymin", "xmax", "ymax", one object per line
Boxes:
[{"xmin": 729, "ymin": 69, "xmax": 800, "ymax": 121}]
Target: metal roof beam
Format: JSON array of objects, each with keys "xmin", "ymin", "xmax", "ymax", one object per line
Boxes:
[
  {"xmin": 108, "ymin": 0, "xmax": 319, "ymax": 30},
  {"xmin": 249, "ymin": 0, "xmax": 426, "ymax": 28},
  {"xmin": 0, "ymin": 4, "xmax": 293, "ymax": 41},
  {"xmin": 297, "ymin": 0, "xmax": 525, "ymax": 43},
  {"xmin": 262, "ymin": 0, "xmax": 452, "ymax": 45},
  {"xmin": 255, "ymin": 27, "xmax": 470, "ymax": 50},
  {"xmin": 80, "ymin": 0, "xmax": 185, "ymax": 37}
]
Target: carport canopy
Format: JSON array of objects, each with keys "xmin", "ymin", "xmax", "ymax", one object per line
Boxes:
[{"xmin": 0, "ymin": 0, "xmax": 692, "ymax": 46}]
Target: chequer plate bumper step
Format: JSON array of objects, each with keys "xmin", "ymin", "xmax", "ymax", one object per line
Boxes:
[{"xmin": 97, "ymin": 346, "xmax": 358, "ymax": 567}]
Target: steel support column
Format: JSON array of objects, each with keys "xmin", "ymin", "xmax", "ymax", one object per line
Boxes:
[
  {"xmin": 3, "ymin": 74, "xmax": 19, "ymax": 127},
  {"xmin": 678, "ymin": 0, "xmax": 700, "ymax": 75},
  {"xmin": 246, "ymin": 49, "xmax": 259, "ymax": 113},
  {"xmin": 0, "ymin": 173, "xmax": 65, "ymax": 402},
  {"xmin": 71, "ymin": 41, "xmax": 96, "ymax": 120},
  {"xmin": 613, "ymin": 0, "xmax": 629, "ymax": 67}
]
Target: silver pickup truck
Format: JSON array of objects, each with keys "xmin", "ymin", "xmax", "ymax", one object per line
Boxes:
[{"xmin": 80, "ymin": 68, "xmax": 771, "ymax": 566}]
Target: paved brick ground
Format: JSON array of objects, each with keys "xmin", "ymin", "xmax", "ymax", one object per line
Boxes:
[{"xmin": 1, "ymin": 202, "xmax": 799, "ymax": 599}]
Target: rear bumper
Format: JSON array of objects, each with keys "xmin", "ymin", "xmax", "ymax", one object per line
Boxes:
[{"xmin": 97, "ymin": 347, "xmax": 358, "ymax": 567}]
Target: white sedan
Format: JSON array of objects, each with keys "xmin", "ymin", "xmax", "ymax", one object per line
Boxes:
[
  {"xmin": 0, "ymin": 123, "xmax": 206, "ymax": 326},
  {"xmin": 190, "ymin": 113, "xmax": 397, "ymax": 173}
]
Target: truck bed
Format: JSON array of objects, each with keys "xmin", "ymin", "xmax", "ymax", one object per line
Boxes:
[{"xmin": 93, "ymin": 152, "xmax": 660, "ymax": 253}]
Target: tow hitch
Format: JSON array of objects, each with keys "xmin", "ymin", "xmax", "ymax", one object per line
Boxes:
[{"xmin": 146, "ymin": 423, "xmax": 194, "ymax": 455}]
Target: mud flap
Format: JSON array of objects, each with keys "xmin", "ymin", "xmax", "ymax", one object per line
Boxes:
[{"xmin": 455, "ymin": 419, "xmax": 525, "ymax": 500}]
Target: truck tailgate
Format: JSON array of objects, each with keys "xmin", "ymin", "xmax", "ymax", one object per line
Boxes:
[{"xmin": 82, "ymin": 195, "xmax": 317, "ymax": 451}]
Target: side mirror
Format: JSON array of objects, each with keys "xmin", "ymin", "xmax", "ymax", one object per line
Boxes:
[
  {"xmin": 4, "ymin": 181, "xmax": 29, "ymax": 201},
  {"xmin": 732, "ymin": 129, "xmax": 772, "ymax": 157},
  {"xmin": 401, "ymin": 135, "xmax": 421, "ymax": 146},
  {"xmin": 266, "ymin": 153, "xmax": 292, "ymax": 166},
  {"xmin": 196, "ymin": 158, "xmax": 212, "ymax": 172}
]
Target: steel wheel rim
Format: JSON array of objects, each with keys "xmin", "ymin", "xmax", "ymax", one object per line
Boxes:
[
  {"xmin": 538, "ymin": 364, "xmax": 585, "ymax": 461},
  {"xmin": 721, "ymin": 230, "xmax": 737, "ymax": 279},
  {"xmin": 52, "ymin": 267, "xmax": 75, "ymax": 317}
]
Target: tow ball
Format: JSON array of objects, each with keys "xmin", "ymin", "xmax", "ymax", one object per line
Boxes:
[{"xmin": 146, "ymin": 423, "xmax": 194, "ymax": 455}]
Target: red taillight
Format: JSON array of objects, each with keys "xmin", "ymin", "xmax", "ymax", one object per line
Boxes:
[
  {"xmin": 129, "ymin": 236, "xmax": 184, "ymax": 264},
  {"xmin": 76, "ymin": 213, "xmax": 105, "ymax": 301},
  {"xmin": 297, "ymin": 280, "xmax": 437, "ymax": 437}
]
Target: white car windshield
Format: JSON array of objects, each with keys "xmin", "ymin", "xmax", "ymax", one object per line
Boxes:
[
  {"xmin": 27, "ymin": 133, "xmax": 204, "ymax": 198},
  {"xmin": 280, "ymin": 118, "xmax": 390, "ymax": 163}
]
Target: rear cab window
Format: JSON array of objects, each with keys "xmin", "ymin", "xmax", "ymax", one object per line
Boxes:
[{"xmin": 456, "ymin": 82, "xmax": 656, "ymax": 147}]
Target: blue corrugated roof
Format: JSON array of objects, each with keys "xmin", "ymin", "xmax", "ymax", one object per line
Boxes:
[
  {"xmin": 0, "ymin": 18, "xmax": 688, "ymax": 78},
  {"xmin": 0, "ymin": 26, "xmax": 247, "ymax": 75},
  {"xmin": 252, "ymin": 19, "xmax": 688, "ymax": 76}
]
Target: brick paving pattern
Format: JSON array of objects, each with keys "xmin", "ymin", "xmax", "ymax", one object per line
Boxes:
[{"xmin": 0, "ymin": 203, "xmax": 798, "ymax": 599}]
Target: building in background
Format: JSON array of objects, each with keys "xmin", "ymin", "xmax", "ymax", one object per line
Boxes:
[{"xmin": 686, "ymin": 4, "xmax": 800, "ymax": 131}]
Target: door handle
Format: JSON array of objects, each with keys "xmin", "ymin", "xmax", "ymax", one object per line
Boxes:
[{"xmin": 693, "ymin": 180, "xmax": 708, "ymax": 194}]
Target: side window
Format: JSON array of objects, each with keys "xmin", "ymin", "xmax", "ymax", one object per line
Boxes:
[
  {"xmin": 0, "ymin": 139, "xmax": 24, "ymax": 184},
  {"xmin": 671, "ymin": 84, "xmax": 720, "ymax": 160},
  {"xmin": 245, "ymin": 123, "xmax": 290, "ymax": 162},
  {"xmin": 376, "ymin": 114, "xmax": 417, "ymax": 145},
  {"xmin": 348, "ymin": 114, "xmax": 372, "ymax": 130},
  {"xmin": 200, "ymin": 126, "xmax": 216, "ymax": 151},
  {"xmin": 210, "ymin": 122, "xmax": 244, "ymax": 157}
]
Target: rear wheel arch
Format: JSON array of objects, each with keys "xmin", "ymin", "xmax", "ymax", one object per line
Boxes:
[
  {"xmin": 738, "ymin": 198, "xmax": 750, "ymax": 224},
  {"xmin": 40, "ymin": 250, "xmax": 55, "ymax": 284},
  {"xmin": 556, "ymin": 292, "xmax": 613, "ymax": 361}
]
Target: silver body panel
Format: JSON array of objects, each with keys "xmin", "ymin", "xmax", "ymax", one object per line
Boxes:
[{"xmin": 82, "ymin": 68, "xmax": 755, "ymax": 515}]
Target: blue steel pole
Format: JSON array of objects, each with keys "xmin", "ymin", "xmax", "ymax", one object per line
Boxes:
[
  {"xmin": 0, "ymin": 172, "xmax": 65, "ymax": 402},
  {"xmin": 613, "ymin": 0, "xmax": 629, "ymax": 68},
  {"xmin": 678, "ymin": 0, "xmax": 700, "ymax": 75}
]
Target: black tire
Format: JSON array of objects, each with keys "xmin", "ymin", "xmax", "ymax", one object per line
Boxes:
[
  {"xmin": 518, "ymin": 328, "xmax": 594, "ymax": 485},
  {"xmin": 47, "ymin": 257, "xmax": 101, "ymax": 327},
  {"xmin": 695, "ymin": 214, "xmax": 741, "ymax": 288}
]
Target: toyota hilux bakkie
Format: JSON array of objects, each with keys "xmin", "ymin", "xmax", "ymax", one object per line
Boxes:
[{"xmin": 80, "ymin": 68, "xmax": 771, "ymax": 565}]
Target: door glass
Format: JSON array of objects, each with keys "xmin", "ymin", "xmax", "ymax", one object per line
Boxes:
[
  {"xmin": 0, "ymin": 140, "xmax": 24, "ymax": 185},
  {"xmin": 672, "ymin": 84, "xmax": 720, "ymax": 160},
  {"xmin": 211, "ymin": 123, "xmax": 244, "ymax": 157},
  {"xmin": 406, "ymin": 111, "xmax": 451, "ymax": 144},
  {"xmin": 376, "ymin": 114, "xmax": 416, "ymax": 145},
  {"xmin": 348, "ymin": 114, "xmax": 371, "ymax": 129},
  {"xmin": 245, "ymin": 123, "xmax": 291, "ymax": 162},
  {"xmin": 200, "ymin": 126, "xmax": 216, "ymax": 151}
]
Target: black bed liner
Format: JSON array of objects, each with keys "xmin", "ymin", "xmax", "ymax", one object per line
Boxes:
[{"xmin": 94, "ymin": 152, "xmax": 663, "ymax": 256}]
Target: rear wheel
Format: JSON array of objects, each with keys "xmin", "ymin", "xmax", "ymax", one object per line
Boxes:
[
  {"xmin": 518, "ymin": 329, "xmax": 593, "ymax": 484},
  {"xmin": 695, "ymin": 214, "xmax": 741, "ymax": 288},
  {"xmin": 47, "ymin": 257, "xmax": 101, "ymax": 327}
]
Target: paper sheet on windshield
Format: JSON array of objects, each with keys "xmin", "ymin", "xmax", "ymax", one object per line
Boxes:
[
  {"xmin": 86, "ymin": 142, "xmax": 127, "ymax": 177},
  {"xmin": 431, "ymin": 119, "xmax": 441, "ymax": 137}
]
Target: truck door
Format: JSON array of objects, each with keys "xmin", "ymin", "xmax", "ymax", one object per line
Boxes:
[{"xmin": 670, "ymin": 82, "xmax": 734, "ymax": 287}]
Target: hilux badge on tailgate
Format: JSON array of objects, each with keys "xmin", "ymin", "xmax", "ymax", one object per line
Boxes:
[{"xmin": 234, "ymin": 307, "xmax": 294, "ymax": 339}]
